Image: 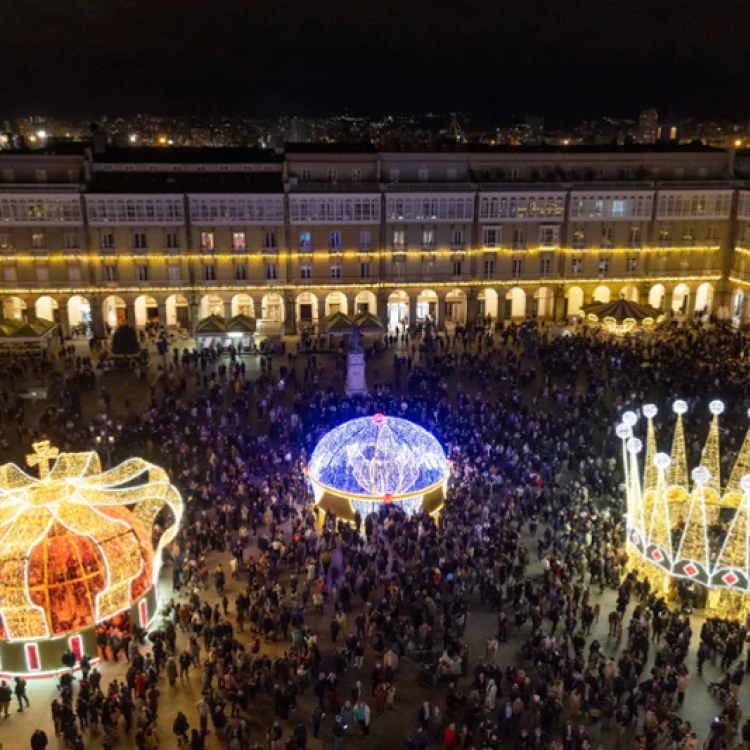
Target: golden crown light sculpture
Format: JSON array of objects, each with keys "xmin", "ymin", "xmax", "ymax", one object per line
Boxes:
[
  {"xmin": 619, "ymin": 400, "xmax": 750, "ymax": 619},
  {"xmin": 0, "ymin": 440, "xmax": 182, "ymax": 676}
]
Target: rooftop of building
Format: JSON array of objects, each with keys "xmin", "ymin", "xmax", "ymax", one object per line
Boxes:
[
  {"xmin": 90, "ymin": 147, "xmax": 283, "ymax": 164},
  {"xmin": 87, "ymin": 171, "xmax": 284, "ymax": 194}
]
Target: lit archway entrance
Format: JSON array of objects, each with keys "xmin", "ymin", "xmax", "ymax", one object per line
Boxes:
[
  {"xmin": 445, "ymin": 289, "xmax": 467, "ymax": 324},
  {"xmin": 296, "ymin": 292, "xmax": 319, "ymax": 330},
  {"xmin": 355, "ymin": 290, "xmax": 377, "ymax": 316},
  {"xmin": 231, "ymin": 294, "xmax": 254, "ymax": 318},
  {"xmin": 592, "ymin": 285, "xmax": 611, "ymax": 303},
  {"xmin": 620, "ymin": 285, "xmax": 639, "ymax": 302},
  {"xmin": 534, "ymin": 287, "xmax": 554, "ymax": 319},
  {"xmin": 3, "ymin": 296, "xmax": 27, "ymax": 320},
  {"xmin": 417, "ymin": 289, "xmax": 438, "ymax": 323},
  {"xmin": 261, "ymin": 293, "xmax": 284, "ymax": 323},
  {"xmin": 103, "ymin": 296, "xmax": 126, "ymax": 329},
  {"xmin": 733, "ymin": 289, "xmax": 745, "ymax": 325},
  {"xmin": 325, "ymin": 291, "xmax": 347, "ymax": 317},
  {"xmin": 478, "ymin": 289, "xmax": 499, "ymax": 322},
  {"xmin": 388, "ymin": 290, "xmax": 409, "ymax": 330},
  {"xmin": 35, "ymin": 296, "xmax": 59, "ymax": 323},
  {"xmin": 672, "ymin": 283, "xmax": 690, "ymax": 314},
  {"xmin": 200, "ymin": 295, "xmax": 224, "ymax": 319},
  {"xmin": 505, "ymin": 288, "xmax": 526, "ymax": 319},
  {"xmin": 135, "ymin": 295, "xmax": 159, "ymax": 328},
  {"xmin": 68, "ymin": 295, "xmax": 91, "ymax": 331},
  {"xmin": 695, "ymin": 282, "xmax": 714, "ymax": 315},
  {"xmin": 166, "ymin": 294, "xmax": 190, "ymax": 329},
  {"xmin": 649, "ymin": 284, "xmax": 666, "ymax": 309}
]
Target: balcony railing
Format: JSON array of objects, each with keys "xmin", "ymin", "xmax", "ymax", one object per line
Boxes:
[
  {"xmin": 289, "ymin": 181, "xmax": 380, "ymax": 193},
  {"xmin": 385, "ymin": 182, "xmax": 475, "ymax": 192}
]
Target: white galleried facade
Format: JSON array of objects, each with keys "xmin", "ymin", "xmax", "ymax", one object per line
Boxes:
[{"xmin": 3, "ymin": 143, "xmax": 750, "ymax": 336}]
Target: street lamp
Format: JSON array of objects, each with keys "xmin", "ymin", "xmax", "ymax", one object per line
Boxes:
[{"xmin": 91, "ymin": 420, "xmax": 119, "ymax": 467}]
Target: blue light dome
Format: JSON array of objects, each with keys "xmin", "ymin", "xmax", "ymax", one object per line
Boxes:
[{"xmin": 308, "ymin": 414, "xmax": 449, "ymax": 498}]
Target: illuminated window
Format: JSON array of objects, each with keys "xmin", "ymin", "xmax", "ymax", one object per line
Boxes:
[
  {"xmin": 422, "ymin": 229, "xmax": 435, "ymax": 248},
  {"xmin": 483, "ymin": 226, "xmax": 500, "ymax": 248},
  {"xmin": 573, "ymin": 228, "xmax": 586, "ymax": 248},
  {"xmin": 659, "ymin": 226, "xmax": 671, "ymax": 244},
  {"xmin": 232, "ymin": 231, "xmax": 246, "ymax": 250},
  {"xmin": 200, "ymin": 231, "xmax": 214, "ymax": 251},
  {"xmin": 393, "ymin": 229, "xmax": 406, "ymax": 248},
  {"xmin": 330, "ymin": 263, "xmax": 342, "ymax": 279},
  {"xmin": 299, "ymin": 231, "xmax": 311, "ymax": 250},
  {"xmin": 0, "ymin": 233, "xmax": 10, "ymax": 250},
  {"xmin": 571, "ymin": 258, "xmax": 583, "ymax": 275},
  {"xmin": 300, "ymin": 263, "xmax": 312, "ymax": 279},
  {"xmin": 330, "ymin": 231, "xmax": 341, "ymax": 250},
  {"xmin": 538, "ymin": 226, "xmax": 557, "ymax": 248},
  {"xmin": 612, "ymin": 200, "xmax": 625, "ymax": 217},
  {"xmin": 31, "ymin": 232, "xmax": 45, "ymax": 249},
  {"xmin": 600, "ymin": 227, "xmax": 613, "ymax": 247},
  {"xmin": 682, "ymin": 226, "xmax": 695, "ymax": 242},
  {"xmin": 598, "ymin": 257, "xmax": 610, "ymax": 274},
  {"xmin": 627, "ymin": 256, "xmax": 638, "ymax": 272},
  {"xmin": 628, "ymin": 226, "xmax": 641, "ymax": 247}
]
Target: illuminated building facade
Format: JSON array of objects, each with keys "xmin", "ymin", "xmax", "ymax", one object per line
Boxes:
[
  {"xmin": 2, "ymin": 143, "xmax": 750, "ymax": 335},
  {"xmin": 619, "ymin": 401, "xmax": 750, "ymax": 619},
  {"xmin": 0, "ymin": 441, "xmax": 182, "ymax": 676},
  {"xmin": 307, "ymin": 414, "xmax": 450, "ymax": 522}
]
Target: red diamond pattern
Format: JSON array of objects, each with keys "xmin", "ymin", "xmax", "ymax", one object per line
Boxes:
[
  {"xmin": 632, "ymin": 533, "xmax": 640, "ymax": 545},
  {"xmin": 723, "ymin": 572, "xmax": 739, "ymax": 586},
  {"xmin": 652, "ymin": 549, "xmax": 663, "ymax": 562},
  {"xmin": 684, "ymin": 563, "xmax": 698, "ymax": 577}
]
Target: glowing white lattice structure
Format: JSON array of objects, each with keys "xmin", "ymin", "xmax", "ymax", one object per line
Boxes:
[
  {"xmin": 307, "ymin": 414, "xmax": 450, "ymax": 521},
  {"xmin": 619, "ymin": 401, "xmax": 750, "ymax": 619},
  {"xmin": 0, "ymin": 441, "xmax": 182, "ymax": 676}
]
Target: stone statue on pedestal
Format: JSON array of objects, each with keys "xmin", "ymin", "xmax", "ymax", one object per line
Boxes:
[{"xmin": 345, "ymin": 323, "xmax": 367, "ymax": 396}]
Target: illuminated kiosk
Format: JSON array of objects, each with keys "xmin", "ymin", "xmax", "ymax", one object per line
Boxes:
[
  {"xmin": 0, "ymin": 441, "xmax": 182, "ymax": 677},
  {"xmin": 307, "ymin": 414, "xmax": 450, "ymax": 523},
  {"xmin": 582, "ymin": 297, "xmax": 666, "ymax": 335},
  {"xmin": 619, "ymin": 400, "xmax": 750, "ymax": 619}
]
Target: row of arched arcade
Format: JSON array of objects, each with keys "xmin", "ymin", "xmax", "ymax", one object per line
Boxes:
[{"xmin": 0, "ymin": 281, "xmax": 720, "ymax": 337}]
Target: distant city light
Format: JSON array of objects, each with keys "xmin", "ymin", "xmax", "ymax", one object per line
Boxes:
[
  {"xmin": 167, "ymin": 139, "xmax": 174, "ymax": 146},
  {"xmin": 735, "ymin": 139, "xmax": 743, "ymax": 147},
  {"xmin": 158, "ymin": 136, "xmax": 167, "ymax": 144},
  {"xmin": 28, "ymin": 135, "xmax": 37, "ymax": 143},
  {"xmin": 36, "ymin": 130, "xmax": 47, "ymax": 140},
  {"xmin": 130, "ymin": 134, "xmax": 137, "ymax": 143},
  {"xmin": 563, "ymin": 138, "xmax": 571, "ymax": 145}
]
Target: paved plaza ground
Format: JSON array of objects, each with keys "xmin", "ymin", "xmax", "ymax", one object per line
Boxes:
[{"xmin": 0, "ymin": 330, "xmax": 744, "ymax": 750}]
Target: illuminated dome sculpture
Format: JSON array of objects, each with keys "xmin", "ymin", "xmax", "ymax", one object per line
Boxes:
[
  {"xmin": 0, "ymin": 441, "xmax": 182, "ymax": 676},
  {"xmin": 307, "ymin": 415, "xmax": 450, "ymax": 522},
  {"xmin": 619, "ymin": 401, "xmax": 750, "ymax": 619},
  {"xmin": 582, "ymin": 297, "xmax": 666, "ymax": 335}
]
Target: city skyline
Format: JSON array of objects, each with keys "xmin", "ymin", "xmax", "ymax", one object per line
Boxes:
[{"xmin": 2, "ymin": 0, "xmax": 749, "ymax": 120}]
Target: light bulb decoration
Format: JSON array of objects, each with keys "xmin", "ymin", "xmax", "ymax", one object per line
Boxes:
[
  {"xmin": 307, "ymin": 416, "xmax": 450, "ymax": 523},
  {"xmin": 623, "ymin": 402, "xmax": 750, "ymax": 620},
  {"xmin": 0, "ymin": 441, "xmax": 182, "ymax": 676}
]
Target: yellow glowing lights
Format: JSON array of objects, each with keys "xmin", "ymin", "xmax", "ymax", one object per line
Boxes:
[{"xmin": 0, "ymin": 443, "xmax": 182, "ymax": 641}]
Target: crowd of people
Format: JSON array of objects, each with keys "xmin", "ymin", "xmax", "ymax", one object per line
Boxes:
[{"xmin": 10, "ymin": 321, "xmax": 750, "ymax": 750}]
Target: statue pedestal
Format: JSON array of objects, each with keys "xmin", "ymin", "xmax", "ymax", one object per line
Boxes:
[{"xmin": 345, "ymin": 351, "xmax": 368, "ymax": 396}]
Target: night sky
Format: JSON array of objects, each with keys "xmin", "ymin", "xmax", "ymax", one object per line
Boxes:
[{"xmin": 2, "ymin": 0, "xmax": 749, "ymax": 121}]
